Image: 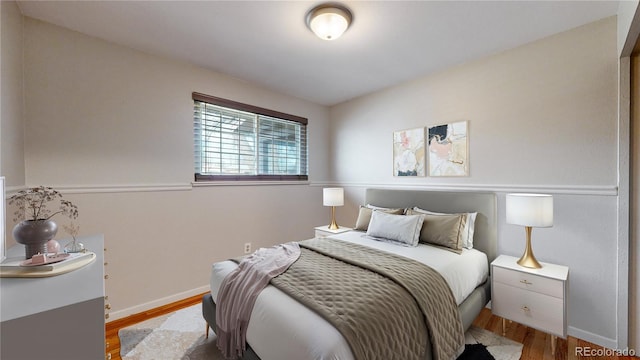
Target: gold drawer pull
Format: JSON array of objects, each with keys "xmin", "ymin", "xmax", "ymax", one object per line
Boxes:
[
  {"xmin": 520, "ymin": 279, "xmax": 532, "ymax": 285},
  {"xmin": 105, "ymin": 313, "xmax": 110, "ymax": 320},
  {"xmin": 104, "ymin": 274, "xmax": 109, "ymax": 280},
  {"xmin": 105, "ymin": 304, "xmax": 112, "ymax": 310},
  {"xmin": 521, "ymin": 306, "xmax": 530, "ymax": 312}
]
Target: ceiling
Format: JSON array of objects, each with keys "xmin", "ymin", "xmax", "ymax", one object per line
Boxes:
[{"xmin": 16, "ymin": 1, "xmax": 620, "ymax": 106}]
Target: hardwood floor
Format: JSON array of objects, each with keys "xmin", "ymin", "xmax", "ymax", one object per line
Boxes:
[{"xmin": 106, "ymin": 296, "xmax": 637, "ymax": 360}]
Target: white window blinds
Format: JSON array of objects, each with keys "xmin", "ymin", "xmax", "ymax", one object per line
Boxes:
[{"xmin": 193, "ymin": 93, "xmax": 308, "ymax": 181}]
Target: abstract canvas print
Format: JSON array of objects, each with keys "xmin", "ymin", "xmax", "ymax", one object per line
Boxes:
[
  {"xmin": 393, "ymin": 127, "xmax": 425, "ymax": 176},
  {"xmin": 427, "ymin": 121, "xmax": 468, "ymax": 176}
]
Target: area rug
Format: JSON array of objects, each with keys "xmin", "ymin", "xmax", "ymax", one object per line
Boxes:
[{"xmin": 120, "ymin": 303, "xmax": 523, "ymax": 360}]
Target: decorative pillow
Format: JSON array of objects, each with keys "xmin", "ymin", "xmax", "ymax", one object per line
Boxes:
[
  {"xmin": 366, "ymin": 204, "xmax": 407, "ymax": 214},
  {"xmin": 462, "ymin": 212, "xmax": 477, "ymax": 248},
  {"xmin": 406, "ymin": 209, "xmax": 466, "ymax": 253},
  {"xmin": 411, "ymin": 207, "xmax": 477, "ymax": 249},
  {"xmin": 366, "ymin": 211, "xmax": 424, "ymax": 247},
  {"xmin": 354, "ymin": 205, "xmax": 405, "ymax": 231}
]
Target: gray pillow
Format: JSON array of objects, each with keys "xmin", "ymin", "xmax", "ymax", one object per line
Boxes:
[
  {"xmin": 366, "ymin": 211, "xmax": 424, "ymax": 247},
  {"xmin": 354, "ymin": 206, "xmax": 405, "ymax": 231},
  {"xmin": 407, "ymin": 209, "xmax": 466, "ymax": 253}
]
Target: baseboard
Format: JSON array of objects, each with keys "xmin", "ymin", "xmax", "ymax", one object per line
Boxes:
[
  {"xmin": 109, "ymin": 285, "xmax": 210, "ymax": 321},
  {"xmin": 568, "ymin": 326, "xmax": 619, "ymax": 350}
]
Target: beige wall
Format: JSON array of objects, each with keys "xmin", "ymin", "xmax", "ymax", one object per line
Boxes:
[
  {"xmin": 1, "ymin": 0, "xmax": 25, "ymax": 187},
  {"xmin": 330, "ymin": 17, "xmax": 623, "ymax": 348},
  {"xmin": 19, "ymin": 18, "xmax": 331, "ymax": 318},
  {"xmin": 331, "ymin": 17, "xmax": 617, "ymax": 187},
  {"xmin": 23, "ymin": 18, "xmax": 330, "ymax": 186}
]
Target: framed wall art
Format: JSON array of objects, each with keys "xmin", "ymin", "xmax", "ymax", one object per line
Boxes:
[
  {"xmin": 427, "ymin": 121, "xmax": 468, "ymax": 177},
  {"xmin": 393, "ymin": 127, "xmax": 425, "ymax": 177}
]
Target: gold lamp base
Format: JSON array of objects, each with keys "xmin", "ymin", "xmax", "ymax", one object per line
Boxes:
[
  {"xmin": 517, "ymin": 226, "xmax": 542, "ymax": 269},
  {"xmin": 328, "ymin": 206, "xmax": 339, "ymax": 230}
]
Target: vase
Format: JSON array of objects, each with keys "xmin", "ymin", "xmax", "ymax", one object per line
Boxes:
[
  {"xmin": 64, "ymin": 238, "xmax": 85, "ymax": 253},
  {"xmin": 13, "ymin": 220, "xmax": 58, "ymax": 259}
]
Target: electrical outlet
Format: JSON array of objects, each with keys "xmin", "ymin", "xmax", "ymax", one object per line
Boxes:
[{"xmin": 243, "ymin": 243, "xmax": 252, "ymax": 254}]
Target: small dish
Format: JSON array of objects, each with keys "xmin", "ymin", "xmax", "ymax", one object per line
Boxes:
[{"xmin": 20, "ymin": 253, "xmax": 70, "ymax": 267}]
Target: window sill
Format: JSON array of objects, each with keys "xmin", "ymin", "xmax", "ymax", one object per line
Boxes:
[{"xmin": 192, "ymin": 180, "xmax": 311, "ymax": 187}]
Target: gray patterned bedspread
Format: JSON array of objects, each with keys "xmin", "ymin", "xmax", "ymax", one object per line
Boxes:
[{"xmin": 269, "ymin": 238, "xmax": 465, "ymax": 360}]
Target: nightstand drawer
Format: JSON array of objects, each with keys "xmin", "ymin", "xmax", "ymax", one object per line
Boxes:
[
  {"xmin": 492, "ymin": 282, "xmax": 565, "ymax": 337},
  {"xmin": 493, "ymin": 266, "xmax": 564, "ymax": 298}
]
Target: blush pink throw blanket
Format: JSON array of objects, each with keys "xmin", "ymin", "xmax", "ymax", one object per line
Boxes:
[{"xmin": 216, "ymin": 242, "xmax": 301, "ymax": 359}]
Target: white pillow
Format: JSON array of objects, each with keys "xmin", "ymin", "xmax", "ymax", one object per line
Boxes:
[
  {"xmin": 366, "ymin": 211, "xmax": 424, "ymax": 247},
  {"xmin": 464, "ymin": 212, "xmax": 477, "ymax": 248},
  {"xmin": 412, "ymin": 207, "xmax": 477, "ymax": 249}
]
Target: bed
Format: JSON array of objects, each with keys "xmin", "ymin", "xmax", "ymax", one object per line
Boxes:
[{"xmin": 202, "ymin": 189, "xmax": 497, "ymax": 360}]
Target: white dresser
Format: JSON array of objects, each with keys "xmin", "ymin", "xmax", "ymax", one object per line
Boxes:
[
  {"xmin": 0, "ymin": 234, "xmax": 106, "ymax": 360},
  {"xmin": 491, "ymin": 254, "xmax": 568, "ymax": 354}
]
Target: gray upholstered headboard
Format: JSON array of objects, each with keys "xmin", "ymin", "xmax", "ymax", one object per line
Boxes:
[{"xmin": 365, "ymin": 188, "xmax": 498, "ymax": 263}]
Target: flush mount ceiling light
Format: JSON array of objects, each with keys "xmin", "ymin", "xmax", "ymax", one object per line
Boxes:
[{"xmin": 305, "ymin": 3, "xmax": 353, "ymax": 41}]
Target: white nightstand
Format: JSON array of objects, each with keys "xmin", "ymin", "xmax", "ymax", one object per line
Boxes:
[
  {"xmin": 491, "ymin": 254, "xmax": 569, "ymax": 355},
  {"xmin": 314, "ymin": 225, "xmax": 352, "ymax": 238}
]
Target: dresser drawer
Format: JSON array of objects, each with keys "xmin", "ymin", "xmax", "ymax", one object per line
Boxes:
[
  {"xmin": 493, "ymin": 266, "xmax": 564, "ymax": 298},
  {"xmin": 492, "ymin": 282, "xmax": 565, "ymax": 337}
]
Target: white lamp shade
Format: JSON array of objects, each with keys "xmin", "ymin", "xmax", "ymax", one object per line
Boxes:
[
  {"xmin": 506, "ymin": 194, "xmax": 553, "ymax": 227},
  {"xmin": 323, "ymin": 188, "xmax": 344, "ymax": 206},
  {"xmin": 307, "ymin": 6, "xmax": 351, "ymax": 40}
]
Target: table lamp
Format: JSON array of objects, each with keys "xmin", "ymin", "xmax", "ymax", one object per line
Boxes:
[
  {"xmin": 506, "ymin": 193, "xmax": 553, "ymax": 269},
  {"xmin": 323, "ymin": 188, "xmax": 344, "ymax": 230}
]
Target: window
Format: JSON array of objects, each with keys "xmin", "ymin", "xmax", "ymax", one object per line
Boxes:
[{"xmin": 193, "ymin": 92, "xmax": 308, "ymax": 181}]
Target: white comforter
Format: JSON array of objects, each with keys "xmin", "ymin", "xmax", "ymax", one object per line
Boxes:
[{"xmin": 210, "ymin": 231, "xmax": 488, "ymax": 360}]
